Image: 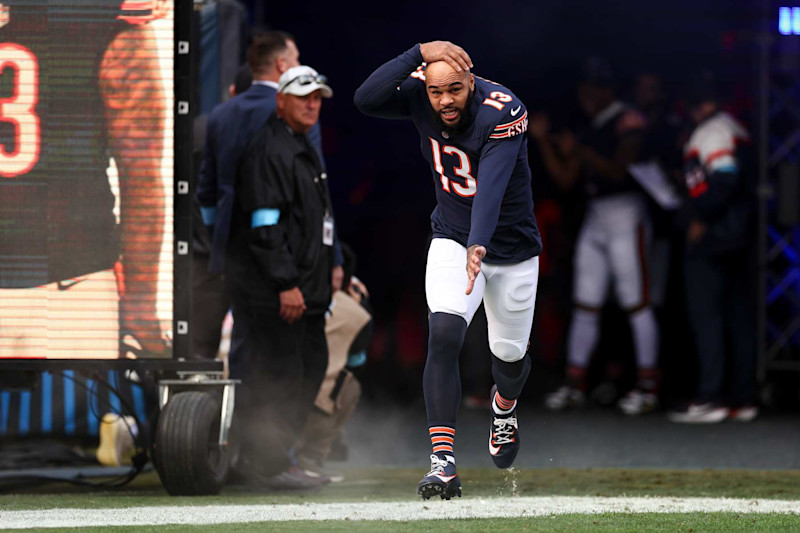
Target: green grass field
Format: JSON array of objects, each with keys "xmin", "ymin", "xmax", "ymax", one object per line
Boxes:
[
  {"xmin": 3, "ymin": 468, "xmax": 800, "ymax": 531},
  {"xmin": 3, "ymin": 467, "xmax": 800, "ymax": 510},
  {"xmin": 13, "ymin": 514, "xmax": 800, "ymax": 533}
]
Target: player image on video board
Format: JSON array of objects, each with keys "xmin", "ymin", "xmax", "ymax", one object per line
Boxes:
[{"xmin": 0, "ymin": 0, "xmax": 174, "ymax": 359}]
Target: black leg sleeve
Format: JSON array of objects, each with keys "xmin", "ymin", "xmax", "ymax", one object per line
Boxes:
[
  {"xmin": 423, "ymin": 312, "xmax": 468, "ymax": 427},
  {"xmin": 491, "ymin": 352, "xmax": 531, "ymax": 400}
]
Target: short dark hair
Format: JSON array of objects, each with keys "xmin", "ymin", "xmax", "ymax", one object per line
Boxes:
[
  {"xmin": 247, "ymin": 31, "xmax": 295, "ymax": 77},
  {"xmin": 233, "ymin": 63, "xmax": 252, "ymax": 96}
]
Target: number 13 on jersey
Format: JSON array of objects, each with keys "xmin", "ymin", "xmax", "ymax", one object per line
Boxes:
[
  {"xmin": 0, "ymin": 43, "xmax": 41, "ymax": 178},
  {"xmin": 429, "ymin": 138, "xmax": 476, "ymax": 197}
]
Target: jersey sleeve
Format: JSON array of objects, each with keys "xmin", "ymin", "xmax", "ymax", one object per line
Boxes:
[
  {"xmin": 687, "ymin": 122, "xmax": 739, "ymax": 174},
  {"xmin": 488, "ymin": 108, "xmax": 529, "ymax": 140},
  {"xmin": 683, "ymin": 120, "xmax": 742, "ymax": 222},
  {"xmin": 467, "ymin": 102, "xmax": 529, "ymax": 248},
  {"xmin": 353, "ymin": 45, "xmax": 425, "ymax": 120}
]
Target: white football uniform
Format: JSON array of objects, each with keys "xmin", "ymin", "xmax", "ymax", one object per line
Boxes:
[
  {"xmin": 425, "ymin": 238, "xmax": 539, "ymax": 362},
  {"xmin": 573, "ymin": 192, "xmax": 651, "ymax": 310}
]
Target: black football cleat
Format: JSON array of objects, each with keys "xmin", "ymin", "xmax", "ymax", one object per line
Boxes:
[
  {"xmin": 416, "ymin": 454, "xmax": 462, "ymax": 500},
  {"xmin": 488, "ymin": 385, "xmax": 520, "ymax": 469}
]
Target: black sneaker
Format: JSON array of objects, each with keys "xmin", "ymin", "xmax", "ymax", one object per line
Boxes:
[
  {"xmin": 416, "ymin": 454, "xmax": 461, "ymax": 500},
  {"xmin": 488, "ymin": 385, "xmax": 520, "ymax": 469}
]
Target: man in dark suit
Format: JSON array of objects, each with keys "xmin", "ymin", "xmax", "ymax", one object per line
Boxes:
[
  {"xmin": 198, "ymin": 31, "xmax": 309, "ymax": 276},
  {"xmin": 191, "ymin": 65, "xmax": 253, "ymax": 362}
]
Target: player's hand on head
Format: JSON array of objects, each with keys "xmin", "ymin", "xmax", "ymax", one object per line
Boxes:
[
  {"xmin": 419, "ymin": 41, "xmax": 473, "ymax": 72},
  {"xmin": 465, "ymin": 244, "xmax": 486, "ymax": 295}
]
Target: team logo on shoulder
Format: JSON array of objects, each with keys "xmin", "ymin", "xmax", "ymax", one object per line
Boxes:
[
  {"xmin": 490, "ymin": 111, "xmax": 528, "ymax": 139},
  {"xmin": 0, "ymin": 3, "xmax": 10, "ymax": 29}
]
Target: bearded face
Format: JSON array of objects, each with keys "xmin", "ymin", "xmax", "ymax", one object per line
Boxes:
[{"xmin": 424, "ymin": 62, "xmax": 476, "ymax": 135}]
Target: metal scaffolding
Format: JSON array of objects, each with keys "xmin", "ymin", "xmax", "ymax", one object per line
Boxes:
[{"xmin": 757, "ymin": 1, "xmax": 800, "ymax": 381}]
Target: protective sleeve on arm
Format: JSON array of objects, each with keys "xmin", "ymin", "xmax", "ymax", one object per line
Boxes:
[{"xmin": 353, "ymin": 45, "xmax": 423, "ymax": 119}]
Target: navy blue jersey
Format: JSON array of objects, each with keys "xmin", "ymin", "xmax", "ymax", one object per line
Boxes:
[
  {"xmin": 580, "ymin": 101, "xmax": 645, "ymax": 198},
  {"xmin": 354, "ymin": 45, "xmax": 541, "ymax": 264}
]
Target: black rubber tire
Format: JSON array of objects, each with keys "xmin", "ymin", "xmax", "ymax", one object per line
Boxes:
[{"xmin": 153, "ymin": 391, "xmax": 229, "ymax": 495}]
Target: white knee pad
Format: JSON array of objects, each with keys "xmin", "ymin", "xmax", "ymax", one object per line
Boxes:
[
  {"xmin": 483, "ymin": 256, "xmax": 539, "ymax": 363},
  {"xmin": 489, "ymin": 338, "xmax": 526, "ymax": 362}
]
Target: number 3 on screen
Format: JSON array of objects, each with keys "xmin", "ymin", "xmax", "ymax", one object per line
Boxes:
[{"xmin": 0, "ymin": 43, "xmax": 40, "ymax": 178}]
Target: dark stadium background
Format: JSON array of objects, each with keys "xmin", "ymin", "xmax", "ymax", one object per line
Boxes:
[{"xmin": 235, "ymin": 0, "xmax": 771, "ymax": 404}]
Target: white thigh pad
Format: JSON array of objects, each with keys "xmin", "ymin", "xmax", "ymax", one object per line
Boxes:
[
  {"xmin": 482, "ymin": 256, "xmax": 539, "ymax": 362},
  {"xmin": 425, "ymin": 238, "xmax": 485, "ymax": 324}
]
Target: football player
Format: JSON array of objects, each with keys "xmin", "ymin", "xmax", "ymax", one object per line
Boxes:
[
  {"xmin": 355, "ymin": 41, "xmax": 542, "ymax": 500},
  {"xmin": 0, "ymin": 0, "xmax": 171, "ymax": 358},
  {"xmin": 533, "ymin": 58, "xmax": 660, "ymax": 416}
]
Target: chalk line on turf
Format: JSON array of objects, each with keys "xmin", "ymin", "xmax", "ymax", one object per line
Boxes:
[{"xmin": 2, "ymin": 496, "xmax": 799, "ymax": 529}]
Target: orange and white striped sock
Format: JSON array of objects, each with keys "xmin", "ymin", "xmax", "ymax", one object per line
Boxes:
[
  {"xmin": 492, "ymin": 390, "xmax": 517, "ymax": 415},
  {"xmin": 429, "ymin": 425, "xmax": 455, "ymax": 456}
]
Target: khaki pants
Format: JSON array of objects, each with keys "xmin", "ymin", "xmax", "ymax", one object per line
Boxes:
[
  {"xmin": 0, "ymin": 270, "xmax": 120, "ymax": 359},
  {"xmin": 295, "ymin": 371, "xmax": 361, "ymax": 472},
  {"xmin": 293, "ymin": 291, "xmax": 371, "ymax": 472}
]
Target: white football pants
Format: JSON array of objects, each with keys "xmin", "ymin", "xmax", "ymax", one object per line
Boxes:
[{"xmin": 425, "ymin": 238, "xmax": 539, "ymax": 362}]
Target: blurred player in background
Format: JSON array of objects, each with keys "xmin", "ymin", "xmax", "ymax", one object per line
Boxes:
[
  {"xmin": 532, "ymin": 58, "xmax": 660, "ymax": 415},
  {"xmin": 0, "ymin": 0, "xmax": 171, "ymax": 358},
  {"xmin": 356, "ymin": 41, "xmax": 542, "ymax": 500}
]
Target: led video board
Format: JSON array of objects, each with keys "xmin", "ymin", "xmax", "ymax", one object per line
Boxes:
[{"xmin": 0, "ymin": 0, "xmax": 174, "ymax": 359}]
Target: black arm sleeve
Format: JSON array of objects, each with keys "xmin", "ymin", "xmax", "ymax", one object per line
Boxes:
[{"xmin": 353, "ymin": 45, "xmax": 423, "ymax": 119}]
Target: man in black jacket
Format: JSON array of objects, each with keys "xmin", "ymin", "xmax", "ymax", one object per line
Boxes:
[{"xmin": 228, "ymin": 65, "xmax": 335, "ymax": 488}]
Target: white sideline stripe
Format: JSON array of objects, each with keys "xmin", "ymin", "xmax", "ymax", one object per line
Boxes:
[{"xmin": 1, "ymin": 497, "xmax": 799, "ymax": 529}]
